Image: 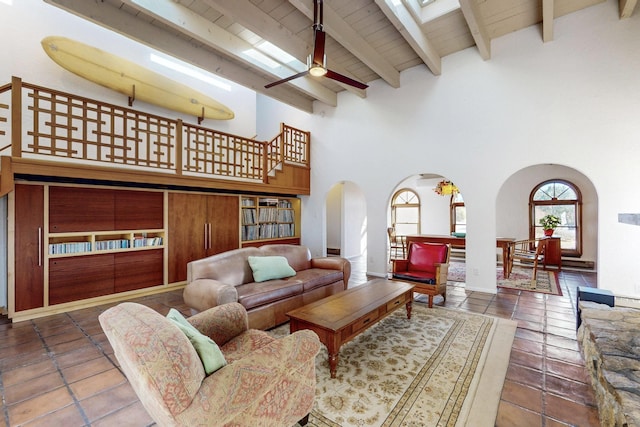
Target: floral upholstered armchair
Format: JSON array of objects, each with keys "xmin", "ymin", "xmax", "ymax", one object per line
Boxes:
[{"xmin": 99, "ymin": 302, "xmax": 321, "ymax": 427}]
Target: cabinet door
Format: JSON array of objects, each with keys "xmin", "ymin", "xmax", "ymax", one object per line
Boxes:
[
  {"xmin": 115, "ymin": 249, "xmax": 163, "ymax": 293},
  {"xmin": 167, "ymin": 192, "xmax": 208, "ymax": 283},
  {"xmin": 114, "ymin": 190, "xmax": 164, "ymax": 230},
  {"xmin": 49, "ymin": 254, "xmax": 114, "ymax": 305},
  {"xmin": 49, "ymin": 186, "xmax": 115, "ymax": 232},
  {"xmin": 206, "ymin": 195, "xmax": 240, "ymax": 256},
  {"xmin": 14, "ymin": 184, "xmax": 45, "ymax": 311}
]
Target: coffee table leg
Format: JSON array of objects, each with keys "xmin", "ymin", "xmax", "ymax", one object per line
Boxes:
[
  {"xmin": 328, "ymin": 352, "xmax": 339, "ymax": 378},
  {"xmin": 327, "ymin": 336, "xmax": 341, "ymax": 379},
  {"xmin": 406, "ymin": 300, "xmax": 413, "ymax": 319}
]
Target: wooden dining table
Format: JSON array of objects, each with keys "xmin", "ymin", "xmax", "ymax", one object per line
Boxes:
[{"xmin": 405, "ymin": 235, "xmax": 515, "ymax": 278}]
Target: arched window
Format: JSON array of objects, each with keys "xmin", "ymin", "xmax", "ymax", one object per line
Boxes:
[
  {"xmin": 391, "ymin": 189, "xmax": 420, "ymax": 236},
  {"xmin": 530, "ymin": 180, "xmax": 582, "ymax": 256},
  {"xmin": 450, "ymin": 192, "xmax": 466, "ymax": 234}
]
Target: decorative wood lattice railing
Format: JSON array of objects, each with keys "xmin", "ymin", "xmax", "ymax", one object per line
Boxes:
[{"xmin": 0, "ymin": 77, "xmax": 309, "ymax": 185}]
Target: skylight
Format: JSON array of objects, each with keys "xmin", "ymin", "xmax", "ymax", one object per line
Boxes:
[
  {"xmin": 256, "ymin": 41, "xmax": 298, "ymax": 65},
  {"xmin": 243, "ymin": 49, "xmax": 281, "ymax": 69},
  {"xmin": 149, "ymin": 53, "xmax": 232, "ymax": 92}
]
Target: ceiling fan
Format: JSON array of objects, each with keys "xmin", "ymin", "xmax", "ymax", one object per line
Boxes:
[{"xmin": 264, "ymin": 0, "xmax": 368, "ymax": 90}]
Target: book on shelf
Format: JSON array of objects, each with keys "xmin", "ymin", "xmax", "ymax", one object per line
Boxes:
[
  {"xmin": 259, "ymin": 198, "xmax": 279, "ymax": 207},
  {"xmin": 133, "ymin": 236, "xmax": 164, "ymax": 247},
  {"xmin": 258, "ymin": 207, "xmax": 278, "ymax": 222},
  {"xmin": 96, "ymin": 239, "xmax": 130, "ymax": 251},
  {"xmin": 242, "ymin": 208, "xmax": 257, "ymax": 225},
  {"xmin": 49, "ymin": 241, "xmax": 91, "ymax": 255},
  {"xmin": 277, "ymin": 209, "xmax": 294, "ymax": 223}
]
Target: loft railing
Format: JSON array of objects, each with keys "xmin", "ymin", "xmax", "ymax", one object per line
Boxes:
[{"xmin": 0, "ymin": 77, "xmax": 310, "ymax": 185}]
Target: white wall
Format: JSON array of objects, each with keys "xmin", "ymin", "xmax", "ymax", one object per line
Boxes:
[
  {"xmin": 257, "ymin": 0, "xmax": 640, "ymax": 298},
  {"xmin": 0, "ymin": 0, "xmax": 257, "ymax": 137},
  {"xmin": 341, "ymin": 181, "xmax": 367, "ymax": 259},
  {"xmin": 326, "ymin": 184, "xmax": 342, "ymax": 251}
]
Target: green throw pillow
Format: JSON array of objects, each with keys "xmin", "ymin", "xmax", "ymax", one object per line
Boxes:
[
  {"xmin": 166, "ymin": 308, "xmax": 227, "ymax": 375},
  {"xmin": 248, "ymin": 255, "xmax": 296, "ymax": 282}
]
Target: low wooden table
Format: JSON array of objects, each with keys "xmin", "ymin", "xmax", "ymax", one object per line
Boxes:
[{"xmin": 286, "ymin": 279, "xmax": 414, "ymax": 378}]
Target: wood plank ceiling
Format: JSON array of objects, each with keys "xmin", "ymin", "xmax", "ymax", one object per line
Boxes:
[{"xmin": 44, "ymin": 0, "xmax": 637, "ymax": 113}]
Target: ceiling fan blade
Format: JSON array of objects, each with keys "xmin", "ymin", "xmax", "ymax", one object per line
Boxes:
[
  {"xmin": 325, "ymin": 69, "xmax": 368, "ymax": 90},
  {"xmin": 264, "ymin": 70, "xmax": 310, "ymax": 89},
  {"xmin": 313, "ymin": 29, "xmax": 326, "ymax": 65}
]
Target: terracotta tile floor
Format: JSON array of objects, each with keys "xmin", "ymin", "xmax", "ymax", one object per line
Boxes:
[{"xmin": 0, "ymin": 268, "xmax": 600, "ymax": 426}]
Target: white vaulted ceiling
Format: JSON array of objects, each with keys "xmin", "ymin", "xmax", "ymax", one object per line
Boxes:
[{"xmin": 44, "ymin": 0, "xmax": 637, "ymax": 112}]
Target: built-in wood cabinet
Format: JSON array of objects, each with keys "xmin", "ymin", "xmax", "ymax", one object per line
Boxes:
[
  {"xmin": 240, "ymin": 196, "xmax": 301, "ymax": 247},
  {"xmin": 14, "ymin": 184, "xmax": 45, "ymax": 312},
  {"xmin": 10, "ymin": 183, "xmax": 167, "ymax": 320},
  {"xmin": 168, "ymin": 192, "xmax": 240, "ymax": 283},
  {"xmin": 10, "ymin": 183, "xmax": 300, "ymax": 321}
]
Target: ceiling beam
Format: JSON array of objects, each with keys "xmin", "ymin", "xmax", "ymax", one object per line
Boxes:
[
  {"xmin": 203, "ymin": 0, "xmax": 365, "ymax": 97},
  {"xmin": 43, "ymin": 0, "xmax": 314, "ymax": 113},
  {"xmin": 374, "ymin": 0, "xmax": 442, "ymax": 76},
  {"xmin": 123, "ymin": 0, "xmax": 337, "ymax": 106},
  {"xmin": 458, "ymin": 0, "xmax": 491, "ymax": 60},
  {"xmin": 289, "ymin": 0, "xmax": 401, "ymax": 87},
  {"xmin": 542, "ymin": 0, "xmax": 554, "ymax": 42},
  {"xmin": 620, "ymin": 0, "xmax": 638, "ymax": 18}
]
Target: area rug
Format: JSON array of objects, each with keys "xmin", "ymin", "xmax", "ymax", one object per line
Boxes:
[
  {"xmin": 270, "ymin": 303, "xmax": 517, "ymax": 427},
  {"xmin": 447, "ymin": 261, "xmax": 562, "ymax": 296}
]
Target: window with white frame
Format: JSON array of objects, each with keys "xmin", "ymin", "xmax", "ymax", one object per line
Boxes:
[{"xmin": 391, "ymin": 189, "xmax": 420, "ymax": 237}]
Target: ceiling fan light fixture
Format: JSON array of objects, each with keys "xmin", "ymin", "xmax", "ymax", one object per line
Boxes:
[{"xmin": 309, "ymin": 64, "xmax": 327, "ymax": 77}]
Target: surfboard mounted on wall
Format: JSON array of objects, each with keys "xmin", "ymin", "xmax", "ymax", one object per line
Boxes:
[{"xmin": 41, "ymin": 36, "xmax": 234, "ymax": 122}]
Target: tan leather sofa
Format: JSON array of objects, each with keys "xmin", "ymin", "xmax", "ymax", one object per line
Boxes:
[{"xmin": 183, "ymin": 244, "xmax": 351, "ymax": 330}]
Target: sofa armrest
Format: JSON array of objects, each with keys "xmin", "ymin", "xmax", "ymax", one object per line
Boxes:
[
  {"xmin": 187, "ymin": 302, "xmax": 249, "ymax": 346},
  {"xmin": 311, "ymin": 256, "xmax": 351, "ymax": 286},
  {"xmin": 392, "ymin": 259, "xmax": 409, "ymax": 273},
  {"xmin": 180, "ymin": 330, "xmax": 321, "ymax": 425},
  {"xmin": 183, "ymin": 279, "xmax": 238, "ymax": 313},
  {"xmin": 435, "ymin": 262, "xmax": 449, "ymax": 285}
]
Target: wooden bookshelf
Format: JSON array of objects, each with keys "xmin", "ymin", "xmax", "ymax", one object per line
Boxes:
[
  {"xmin": 48, "ymin": 230, "xmax": 165, "ymax": 257},
  {"xmin": 241, "ymin": 196, "xmax": 300, "ymax": 246}
]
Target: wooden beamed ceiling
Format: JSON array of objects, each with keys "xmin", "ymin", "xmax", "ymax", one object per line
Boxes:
[{"xmin": 44, "ymin": 0, "xmax": 636, "ymax": 113}]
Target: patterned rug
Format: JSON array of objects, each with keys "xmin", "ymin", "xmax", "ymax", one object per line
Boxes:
[
  {"xmin": 270, "ymin": 303, "xmax": 517, "ymax": 427},
  {"xmin": 447, "ymin": 261, "xmax": 562, "ymax": 296}
]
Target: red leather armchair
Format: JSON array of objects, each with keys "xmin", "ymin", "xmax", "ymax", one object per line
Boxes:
[{"xmin": 392, "ymin": 242, "xmax": 451, "ymax": 308}]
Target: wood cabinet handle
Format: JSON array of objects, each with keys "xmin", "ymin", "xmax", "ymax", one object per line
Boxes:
[
  {"xmin": 204, "ymin": 223, "xmax": 208, "ymax": 250},
  {"xmin": 208, "ymin": 223, "xmax": 212, "ymax": 250},
  {"xmin": 38, "ymin": 227, "xmax": 42, "ymax": 267}
]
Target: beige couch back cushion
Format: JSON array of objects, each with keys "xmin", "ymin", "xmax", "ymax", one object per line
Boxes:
[{"xmin": 187, "ymin": 245, "xmax": 312, "ymax": 286}]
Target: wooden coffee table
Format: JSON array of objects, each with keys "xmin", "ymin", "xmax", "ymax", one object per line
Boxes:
[{"xmin": 286, "ymin": 279, "xmax": 414, "ymax": 378}]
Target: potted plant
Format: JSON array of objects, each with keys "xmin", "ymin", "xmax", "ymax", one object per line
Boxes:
[{"xmin": 539, "ymin": 214, "xmax": 561, "ymax": 236}]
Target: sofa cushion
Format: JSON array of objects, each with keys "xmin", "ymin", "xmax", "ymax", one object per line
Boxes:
[
  {"xmin": 166, "ymin": 309, "xmax": 227, "ymax": 375},
  {"xmin": 236, "ymin": 280, "xmax": 304, "ymax": 311},
  {"xmin": 259, "ymin": 244, "xmax": 312, "ymax": 271},
  {"xmin": 408, "ymin": 243, "xmax": 448, "ymax": 275},
  {"xmin": 293, "ymin": 268, "xmax": 344, "ymax": 292},
  {"xmin": 393, "ymin": 272, "xmax": 436, "ymax": 284},
  {"xmin": 248, "ymin": 255, "xmax": 296, "ymax": 282}
]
